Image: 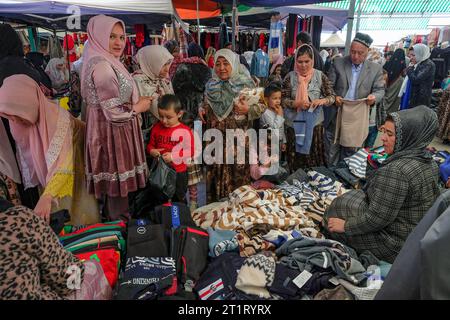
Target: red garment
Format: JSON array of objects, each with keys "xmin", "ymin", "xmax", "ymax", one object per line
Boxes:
[
  {"xmin": 135, "ymin": 24, "xmax": 145, "ymax": 48},
  {"xmin": 147, "ymin": 122, "xmax": 194, "ymax": 173},
  {"xmin": 259, "ymin": 33, "xmax": 265, "ymax": 49},
  {"xmin": 63, "ymin": 34, "xmax": 77, "ymax": 63},
  {"xmin": 59, "ymin": 221, "xmax": 127, "ymax": 237},
  {"xmin": 76, "ymin": 248, "xmax": 120, "ymax": 288},
  {"xmin": 208, "ymin": 56, "xmax": 215, "ymax": 68},
  {"xmin": 73, "ymin": 33, "xmax": 78, "ymax": 42},
  {"xmin": 214, "ymin": 33, "xmax": 220, "ymax": 50},
  {"xmin": 205, "ymin": 33, "xmax": 212, "ymax": 49}
]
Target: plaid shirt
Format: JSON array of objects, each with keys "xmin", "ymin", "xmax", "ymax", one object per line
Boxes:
[{"xmin": 325, "ymin": 158, "xmax": 441, "ymax": 263}]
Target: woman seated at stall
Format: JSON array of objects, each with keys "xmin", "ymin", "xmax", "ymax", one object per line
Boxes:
[
  {"xmin": 0, "ymin": 200, "xmax": 111, "ymax": 300},
  {"xmin": 323, "ymin": 106, "xmax": 442, "ymax": 263}
]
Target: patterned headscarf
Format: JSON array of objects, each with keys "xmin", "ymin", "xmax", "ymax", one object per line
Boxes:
[
  {"xmin": 384, "ymin": 105, "xmax": 438, "ymax": 165},
  {"xmin": 205, "ymin": 49, "xmax": 255, "ymax": 121}
]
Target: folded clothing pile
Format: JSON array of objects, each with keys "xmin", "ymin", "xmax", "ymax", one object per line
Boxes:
[{"xmin": 58, "ymin": 220, "xmax": 127, "ymax": 289}]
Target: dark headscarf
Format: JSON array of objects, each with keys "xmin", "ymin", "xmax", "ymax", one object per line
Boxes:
[
  {"xmin": 188, "ymin": 42, "xmax": 204, "ymax": 60},
  {"xmin": 163, "ymin": 40, "xmax": 179, "ymax": 55},
  {"xmin": 0, "ymin": 24, "xmax": 24, "ymax": 60},
  {"xmin": 26, "ymin": 52, "xmax": 52, "ymax": 89},
  {"xmin": 0, "ymin": 24, "xmax": 42, "ymax": 87},
  {"xmin": 384, "ymin": 105, "xmax": 438, "ymax": 165},
  {"xmin": 383, "ymin": 49, "xmax": 406, "ymax": 86}
]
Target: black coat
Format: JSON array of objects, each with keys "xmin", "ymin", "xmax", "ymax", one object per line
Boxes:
[
  {"xmin": 172, "ymin": 62, "xmax": 212, "ymax": 116},
  {"xmin": 407, "ymin": 58, "xmax": 436, "ymax": 108}
]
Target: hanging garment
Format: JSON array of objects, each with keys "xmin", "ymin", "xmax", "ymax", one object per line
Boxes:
[
  {"xmin": 269, "ymin": 20, "xmax": 284, "ymax": 60},
  {"xmin": 286, "ymin": 14, "xmax": 298, "ymax": 56},
  {"xmin": 219, "ymin": 22, "xmax": 228, "ymax": 49},
  {"xmin": 250, "ymin": 49, "xmax": 270, "ymax": 78},
  {"xmin": 205, "ymin": 32, "xmax": 212, "ymax": 49},
  {"xmin": 334, "ymin": 100, "xmax": 370, "ymax": 148},
  {"xmin": 259, "ymin": 33, "xmax": 266, "ymax": 49},
  {"xmin": 135, "ymin": 24, "xmax": 145, "ymax": 48},
  {"xmin": 311, "ymin": 16, "xmax": 323, "ymax": 51},
  {"xmin": 252, "ymin": 32, "xmax": 259, "ymax": 52}
]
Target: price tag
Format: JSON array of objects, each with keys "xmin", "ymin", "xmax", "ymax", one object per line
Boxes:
[{"xmin": 293, "ymin": 270, "xmax": 313, "ymax": 289}]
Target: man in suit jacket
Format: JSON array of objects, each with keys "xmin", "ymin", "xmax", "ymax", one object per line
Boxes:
[{"xmin": 325, "ymin": 32, "xmax": 385, "ymax": 166}]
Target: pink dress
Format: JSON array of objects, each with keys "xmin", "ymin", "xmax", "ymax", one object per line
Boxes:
[{"xmin": 83, "ymin": 56, "xmax": 147, "ymax": 199}]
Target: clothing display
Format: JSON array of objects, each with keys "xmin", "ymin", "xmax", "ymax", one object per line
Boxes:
[
  {"xmin": 334, "ymin": 99, "xmax": 370, "ymax": 148},
  {"xmin": 250, "ymin": 49, "xmax": 269, "ymax": 78}
]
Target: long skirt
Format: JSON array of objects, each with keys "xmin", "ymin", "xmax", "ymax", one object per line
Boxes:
[{"xmin": 286, "ymin": 124, "xmax": 326, "ymax": 172}]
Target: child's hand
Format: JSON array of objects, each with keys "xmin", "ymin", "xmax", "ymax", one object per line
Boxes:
[
  {"xmin": 272, "ymin": 104, "xmax": 283, "ymax": 116},
  {"xmin": 162, "ymin": 152, "xmax": 173, "ymax": 164},
  {"xmin": 149, "ymin": 148, "xmax": 164, "ymax": 158}
]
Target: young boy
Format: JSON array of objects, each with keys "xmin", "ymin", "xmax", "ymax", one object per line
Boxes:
[
  {"xmin": 147, "ymin": 94, "xmax": 194, "ymax": 204},
  {"xmin": 260, "ymin": 84, "xmax": 287, "ymax": 153}
]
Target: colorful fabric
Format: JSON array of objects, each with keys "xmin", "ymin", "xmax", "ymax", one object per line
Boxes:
[{"xmin": 76, "ymin": 248, "xmax": 121, "ymax": 289}]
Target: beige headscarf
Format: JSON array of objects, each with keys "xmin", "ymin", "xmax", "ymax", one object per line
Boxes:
[{"xmin": 136, "ymin": 45, "xmax": 174, "ymax": 118}]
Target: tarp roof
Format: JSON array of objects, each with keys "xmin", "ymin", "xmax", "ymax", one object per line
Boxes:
[
  {"xmin": 320, "ymin": 33, "xmax": 345, "ymax": 47},
  {"xmin": 213, "ymin": 0, "xmax": 341, "ymax": 6},
  {"xmin": 318, "ymin": 0, "xmax": 450, "ymax": 31},
  {"xmin": 0, "ymin": 0, "xmax": 183, "ymax": 31}
]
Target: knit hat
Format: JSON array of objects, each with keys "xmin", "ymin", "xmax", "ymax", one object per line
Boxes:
[
  {"xmin": 353, "ymin": 32, "xmax": 373, "ymax": 48},
  {"xmin": 235, "ymin": 253, "xmax": 276, "ymax": 299}
]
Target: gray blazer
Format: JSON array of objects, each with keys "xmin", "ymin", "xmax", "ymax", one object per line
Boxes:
[{"xmin": 324, "ymin": 56, "xmax": 385, "ymax": 129}]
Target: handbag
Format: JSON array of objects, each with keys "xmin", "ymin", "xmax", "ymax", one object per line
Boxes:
[{"xmin": 149, "ymin": 158, "xmax": 177, "ymax": 200}]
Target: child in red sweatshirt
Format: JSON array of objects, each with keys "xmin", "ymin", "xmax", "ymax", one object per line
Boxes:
[{"xmin": 147, "ymin": 94, "xmax": 194, "ymax": 203}]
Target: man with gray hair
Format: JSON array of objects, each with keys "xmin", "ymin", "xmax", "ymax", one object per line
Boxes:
[{"xmin": 324, "ymin": 32, "xmax": 385, "ymax": 166}]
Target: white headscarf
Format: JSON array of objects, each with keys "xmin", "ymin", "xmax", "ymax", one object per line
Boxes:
[
  {"xmin": 399, "ymin": 43, "xmax": 431, "ymax": 98},
  {"xmin": 136, "ymin": 45, "xmax": 173, "ymax": 81},
  {"xmin": 320, "ymin": 49, "xmax": 329, "ymax": 64},
  {"xmin": 412, "ymin": 43, "xmax": 431, "ymax": 64},
  {"xmin": 45, "ymin": 58, "xmax": 69, "ymax": 85}
]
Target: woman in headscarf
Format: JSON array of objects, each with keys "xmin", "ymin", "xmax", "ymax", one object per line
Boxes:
[
  {"xmin": 281, "ymin": 44, "xmax": 336, "ymax": 171},
  {"xmin": 199, "ymin": 49, "xmax": 266, "ymax": 202},
  {"xmin": 0, "ymin": 202, "xmax": 111, "ymax": 300},
  {"xmin": 382, "ymin": 48, "xmax": 406, "ymax": 116},
  {"xmin": 400, "ymin": 44, "xmax": 435, "ymax": 109},
  {"xmin": 26, "ymin": 52, "xmax": 52, "ymax": 90},
  {"xmin": 0, "ymin": 24, "xmax": 52, "ymax": 209},
  {"xmin": 0, "ymin": 74, "xmax": 100, "ymax": 225},
  {"xmin": 45, "ymin": 57, "xmax": 70, "ymax": 93},
  {"xmin": 267, "ymin": 53, "xmax": 285, "ymax": 86},
  {"xmin": 81, "ymin": 15, "xmax": 152, "ymax": 221},
  {"xmin": 133, "ymin": 45, "xmax": 174, "ymax": 143},
  {"xmin": 323, "ymin": 106, "xmax": 442, "ymax": 263}
]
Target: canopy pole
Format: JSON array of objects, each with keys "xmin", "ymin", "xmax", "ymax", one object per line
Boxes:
[
  {"xmin": 232, "ymin": 0, "xmax": 237, "ymax": 51},
  {"xmin": 345, "ymin": 0, "xmax": 357, "ymax": 56},
  {"xmin": 196, "ymin": 0, "xmax": 201, "ymax": 44},
  {"xmin": 355, "ymin": 0, "xmax": 365, "ymax": 32}
]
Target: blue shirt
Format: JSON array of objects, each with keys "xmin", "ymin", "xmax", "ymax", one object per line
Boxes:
[
  {"xmin": 250, "ymin": 49, "xmax": 270, "ymax": 78},
  {"xmin": 344, "ymin": 63, "xmax": 363, "ymax": 100}
]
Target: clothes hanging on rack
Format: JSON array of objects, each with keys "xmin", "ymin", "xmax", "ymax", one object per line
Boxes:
[
  {"xmin": 135, "ymin": 24, "xmax": 145, "ymax": 48},
  {"xmin": 219, "ymin": 22, "xmax": 228, "ymax": 49},
  {"xmin": 311, "ymin": 16, "xmax": 323, "ymax": 51},
  {"xmin": 251, "ymin": 48, "xmax": 270, "ymax": 78},
  {"xmin": 269, "ymin": 19, "xmax": 284, "ymax": 60},
  {"xmin": 286, "ymin": 14, "xmax": 298, "ymax": 57}
]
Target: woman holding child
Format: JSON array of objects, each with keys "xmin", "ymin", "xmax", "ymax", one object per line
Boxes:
[
  {"xmin": 282, "ymin": 44, "xmax": 336, "ymax": 170},
  {"xmin": 199, "ymin": 49, "xmax": 267, "ymax": 202}
]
